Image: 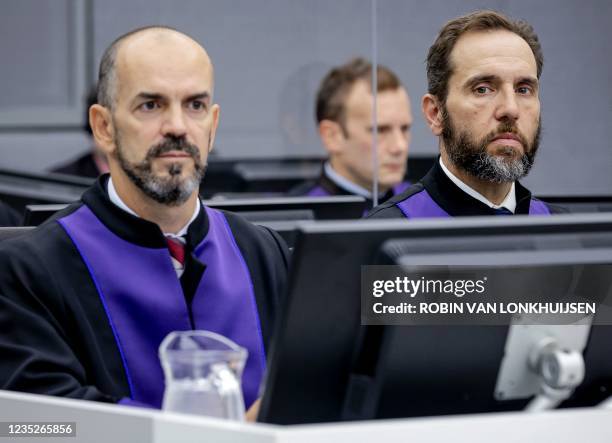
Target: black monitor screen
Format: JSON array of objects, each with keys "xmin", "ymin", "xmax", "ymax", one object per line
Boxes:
[
  {"xmin": 258, "ymin": 214, "xmax": 612, "ymax": 425},
  {"xmin": 0, "ymin": 168, "xmax": 91, "ymax": 212},
  {"xmin": 537, "ymin": 195, "xmax": 612, "ymax": 213},
  {"xmin": 24, "ymin": 195, "xmax": 366, "ymax": 226}
]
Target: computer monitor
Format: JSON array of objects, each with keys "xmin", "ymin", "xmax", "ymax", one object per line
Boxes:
[
  {"xmin": 198, "ymin": 156, "xmax": 324, "ymax": 196},
  {"xmin": 24, "ymin": 195, "xmax": 366, "ymax": 226},
  {"xmin": 203, "ymin": 196, "xmax": 366, "ymax": 221},
  {"xmin": 367, "ymin": 235, "xmax": 609, "ymax": 419},
  {"xmin": 201, "ymin": 155, "xmax": 435, "ymax": 196},
  {"xmin": 231, "ymin": 160, "xmax": 321, "ymax": 193},
  {"xmin": 537, "ymin": 195, "xmax": 612, "ymax": 213},
  {"xmin": 23, "ymin": 204, "xmax": 67, "ymax": 226},
  {"xmin": 258, "ymin": 213, "xmax": 612, "ymax": 425},
  {"xmin": 0, "ymin": 168, "xmax": 92, "ymax": 212}
]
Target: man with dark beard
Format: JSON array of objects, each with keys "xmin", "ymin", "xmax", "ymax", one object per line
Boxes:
[
  {"xmin": 0, "ymin": 27, "xmax": 289, "ymax": 413},
  {"xmin": 369, "ymin": 10, "xmax": 562, "ymax": 219}
]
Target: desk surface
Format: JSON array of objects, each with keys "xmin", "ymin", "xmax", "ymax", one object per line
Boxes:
[{"xmin": 0, "ymin": 390, "xmax": 611, "ymax": 443}]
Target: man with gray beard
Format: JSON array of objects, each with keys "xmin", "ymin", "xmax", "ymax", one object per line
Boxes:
[
  {"xmin": 0, "ymin": 26, "xmax": 289, "ymax": 414},
  {"xmin": 369, "ymin": 10, "xmax": 562, "ymax": 219}
]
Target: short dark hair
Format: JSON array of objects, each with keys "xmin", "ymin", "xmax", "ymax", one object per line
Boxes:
[
  {"xmin": 97, "ymin": 25, "xmax": 182, "ymax": 109},
  {"xmin": 315, "ymin": 57, "xmax": 402, "ymax": 130},
  {"xmin": 426, "ymin": 10, "xmax": 543, "ymax": 103}
]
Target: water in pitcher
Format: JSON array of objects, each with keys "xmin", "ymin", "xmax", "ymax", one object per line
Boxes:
[{"xmin": 159, "ymin": 331, "xmax": 247, "ymax": 420}]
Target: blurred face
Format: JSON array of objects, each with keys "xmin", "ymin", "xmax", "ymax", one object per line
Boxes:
[
  {"xmin": 441, "ymin": 30, "xmax": 540, "ymax": 183},
  {"xmin": 109, "ymin": 32, "xmax": 219, "ymax": 205},
  {"xmin": 333, "ymin": 81, "xmax": 412, "ymax": 193}
]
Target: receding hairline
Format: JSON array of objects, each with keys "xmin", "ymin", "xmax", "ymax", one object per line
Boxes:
[
  {"xmin": 115, "ymin": 26, "xmax": 212, "ymax": 68},
  {"xmin": 343, "ymin": 80, "xmax": 411, "ymax": 123},
  {"xmin": 447, "ymin": 29, "xmax": 538, "ymax": 83},
  {"xmin": 315, "ymin": 57, "xmax": 404, "ymax": 126},
  {"xmin": 97, "ymin": 26, "xmax": 214, "ymax": 108},
  {"xmin": 344, "ymin": 79, "xmax": 407, "ymax": 108},
  {"xmin": 452, "ymin": 28, "xmax": 537, "ymax": 59}
]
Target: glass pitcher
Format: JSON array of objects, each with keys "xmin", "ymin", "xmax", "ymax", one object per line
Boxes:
[{"xmin": 159, "ymin": 330, "xmax": 248, "ymax": 420}]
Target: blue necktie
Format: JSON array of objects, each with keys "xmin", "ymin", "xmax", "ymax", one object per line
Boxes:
[{"xmin": 493, "ymin": 207, "xmax": 513, "ymax": 216}]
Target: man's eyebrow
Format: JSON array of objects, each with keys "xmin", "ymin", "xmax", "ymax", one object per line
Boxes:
[
  {"xmin": 464, "ymin": 75, "xmax": 498, "ymax": 88},
  {"xmin": 464, "ymin": 75, "xmax": 539, "ymax": 88},
  {"xmin": 132, "ymin": 92, "xmax": 211, "ymax": 105},
  {"xmin": 134, "ymin": 92, "xmax": 165, "ymax": 101},
  {"xmin": 367, "ymin": 124, "xmax": 392, "ymax": 131},
  {"xmin": 517, "ymin": 76, "xmax": 539, "ymax": 88},
  {"xmin": 185, "ymin": 92, "xmax": 211, "ymax": 103},
  {"xmin": 136, "ymin": 92, "xmax": 210, "ymax": 101}
]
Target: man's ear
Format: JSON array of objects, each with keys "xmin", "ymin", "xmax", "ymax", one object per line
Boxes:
[
  {"xmin": 207, "ymin": 104, "xmax": 220, "ymax": 153},
  {"xmin": 89, "ymin": 104, "xmax": 116, "ymax": 155},
  {"xmin": 422, "ymin": 93, "xmax": 444, "ymax": 136},
  {"xmin": 318, "ymin": 119, "xmax": 346, "ymax": 155}
]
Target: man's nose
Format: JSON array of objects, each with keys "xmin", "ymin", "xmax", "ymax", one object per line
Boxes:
[
  {"xmin": 495, "ymin": 87, "xmax": 520, "ymax": 122},
  {"xmin": 161, "ymin": 105, "xmax": 188, "ymax": 138},
  {"xmin": 387, "ymin": 128, "xmax": 409, "ymax": 155}
]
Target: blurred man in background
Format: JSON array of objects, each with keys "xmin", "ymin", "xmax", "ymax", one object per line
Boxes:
[{"xmin": 290, "ymin": 57, "xmax": 413, "ymax": 208}]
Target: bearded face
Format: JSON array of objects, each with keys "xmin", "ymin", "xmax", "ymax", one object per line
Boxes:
[
  {"xmin": 114, "ymin": 133, "xmax": 207, "ymax": 206},
  {"xmin": 441, "ymin": 105, "xmax": 540, "ymax": 183}
]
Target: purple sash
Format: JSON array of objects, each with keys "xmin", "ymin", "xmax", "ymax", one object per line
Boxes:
[
  {"xmin": 392, "ymin": 181, "xmax": 411, "ymax": 195},
  {"xmin": 396, "ymin": 189, "xmax": 551, "ymax": 218},
  {"xmin": 306, "ymin": 186, "xmax": 329, "ymax": 197},
  {"xmin": 58, "ymin": 205, "xmax": 265, "ymax": 408},
  {"xmin": 307, "ymin": 181, "xmax": 411, "ymax": 198},
  {"xmin": 528, "ymin": 199, "xmax": 551, "ymax": 215}
]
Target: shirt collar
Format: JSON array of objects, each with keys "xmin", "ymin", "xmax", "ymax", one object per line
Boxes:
[
  {"xmin": 438, "ymin": 157, "xmax": 517, "ymax": 213},
  {"xmin": 107, "ymin": 177, "xmax": 200, "ymax": 239},
  {"xmin": 324, "ymin": 162, "xmax": 393, "ymax": 199}
]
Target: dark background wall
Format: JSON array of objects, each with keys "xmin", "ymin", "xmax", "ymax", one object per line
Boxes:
[{"xmin": 0, "ymin": 0, "xmax": 610, "ymax": 194}]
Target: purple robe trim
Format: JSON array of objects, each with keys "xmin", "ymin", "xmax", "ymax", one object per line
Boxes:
[
  {"xmin": 306, "ymin": 186, "xmax": 329, "ymax": 197},
  {"xmin": 119, "ymin": 397, "xmax": 155, "ymax": 409},
  {"xmin": 193, "ymin": 207, "xmax": 266, "ymax": 407},
  {"xmin": 528, "ymin": 199, "xmax": 551, "ymax": 215},
  {"xmin": 396, "ymin": 189, "xmax": 450, "ymax": 218},
  {"xmin": 396, "ymin": 189, "xmax": 551, "ymax": 218},
  {"xmin": 307, "ymin": 181, "xmax": 410, "ymax": 198},
  {"xmin": 392, "ymin": 181, "xmax": 411, "ymax": 195},
  {"xmin": 58, "ymin": 205, "xmax": 265, "ymax": 408}
]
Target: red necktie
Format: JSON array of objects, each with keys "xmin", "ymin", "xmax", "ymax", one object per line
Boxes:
[{"xmin": 166, "ymin": 237, "xmax": 185, "ymax": 265}]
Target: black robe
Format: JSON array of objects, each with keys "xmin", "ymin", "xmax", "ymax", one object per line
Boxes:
[
  {"xmin": 0, "ymin": 201, "xmax": 21, "ymax": 227},
  {"xmin": 288, "ymin": 165, "xmax": 410, "ymax": 209},
  {"xmin": 368, "ymin": 160, "xmax": 565, "ymax": 218},
  {"xmin": 0, "ymin": 175, "xmax": 289, "ymax": 407}
]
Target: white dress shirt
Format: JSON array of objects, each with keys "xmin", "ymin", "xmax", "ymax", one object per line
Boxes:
[
  {"xmin": 108, "ymin": 177, "xmax": 200, "ymax": 277},
  {"xmin": 439, "ymin": 158, "xmax": 517, "ymax": 213}
]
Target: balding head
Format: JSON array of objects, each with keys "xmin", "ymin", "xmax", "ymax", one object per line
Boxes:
[
  {"xmin": 97, "ymin": 26, "xmax": 213, "ymax": 110},
  {"xmin": 89, "ymin": 26, "xmax": 220, "ymax": 211}
]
